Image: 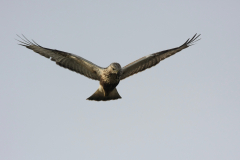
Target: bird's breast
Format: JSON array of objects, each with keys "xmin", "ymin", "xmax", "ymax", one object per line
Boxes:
[{"xmin": 100, "ymin": 73, "xmax": 120, "ymax": 93}]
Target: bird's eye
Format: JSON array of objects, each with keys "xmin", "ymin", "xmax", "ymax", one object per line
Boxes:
[{"xmin": 112, "ymin": 68, "xmax": 115, "ymax": 70}]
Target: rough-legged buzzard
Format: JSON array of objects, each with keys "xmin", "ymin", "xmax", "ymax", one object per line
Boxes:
[{"xmin": 17, "ymin": 34, "xmax": 200, "ymax": 101}]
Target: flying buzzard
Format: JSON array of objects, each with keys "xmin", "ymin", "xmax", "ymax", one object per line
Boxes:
[{"xmin": 17, "ymin": 34, "xmax": 200, "ymax": 101}]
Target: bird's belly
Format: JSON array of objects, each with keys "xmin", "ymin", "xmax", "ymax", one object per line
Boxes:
[{"xmin": 101, "ymin": 82, "xmax": 119, "ymax": 92}]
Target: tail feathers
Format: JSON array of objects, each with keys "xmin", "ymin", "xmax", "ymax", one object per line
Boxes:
[{"xmin": 87, "ymin": 86, "xmax": 121, "ymax": 101}]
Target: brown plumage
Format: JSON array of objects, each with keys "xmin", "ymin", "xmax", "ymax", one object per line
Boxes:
[{"xmin": 17, "ymin": 34, "xmax": 201, "ymax": 101}]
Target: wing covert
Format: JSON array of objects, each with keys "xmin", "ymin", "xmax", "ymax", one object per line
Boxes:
[
  {"xmin": 120, "ymin": 34, "xmax": 201, "ymax": 80},
  {"xmin": 17, "ymin": 35, "xmax": 103, "ymax": 80}
]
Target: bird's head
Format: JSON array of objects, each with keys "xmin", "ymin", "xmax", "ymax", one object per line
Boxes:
[{"xmin": 107, "ymin": 63, "xmax": 122, "ymax": 75}]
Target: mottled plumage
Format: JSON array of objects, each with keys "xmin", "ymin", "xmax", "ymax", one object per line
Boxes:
[{"xmin": 17, "ymin": 34, "xmax": 200, "ymax": 101}]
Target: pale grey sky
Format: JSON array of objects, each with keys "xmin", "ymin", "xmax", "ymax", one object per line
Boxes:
[{"xmin": 1, "ymin": 0, "xmax": 240, "ymax": 160}]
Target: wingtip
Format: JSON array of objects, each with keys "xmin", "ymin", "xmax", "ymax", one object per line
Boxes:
[
  {"xmin": 185, "ymin": 33, "xmax": 201, "ymax": 46},
  {"xmin": 16, "ymin": 34, "xmax": 41, "ymax": 47}
]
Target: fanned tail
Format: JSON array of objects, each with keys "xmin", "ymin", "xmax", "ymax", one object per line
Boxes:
[{"xmin": 87, "ymin": 86, "xmax": 121, "ymax": 101}]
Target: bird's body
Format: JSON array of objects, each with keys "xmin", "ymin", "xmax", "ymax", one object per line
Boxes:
[
  {"xmin": 88, "ymin": 63, "xmax": 122, "ymax": 100},
  {"xmin": 17, "ymin": 34, "xmax": 200, "ymax": 101},
  {"xmin": 100, "ymin": 68, "xmax": 121, "ymax": 95}
]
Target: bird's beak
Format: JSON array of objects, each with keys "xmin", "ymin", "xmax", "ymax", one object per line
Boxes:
[
  {"xmin": 117, "ymin": 71, "xmax": 121, "ymax": 76},
  {"xmin": 113, "ymin": 70, "xmax": 119, "ymax": 74}
]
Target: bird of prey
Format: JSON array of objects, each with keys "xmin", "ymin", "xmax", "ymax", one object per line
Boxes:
[{"xmin": 17, "ymin": 34, "xmax": 200, "ymax": 101}]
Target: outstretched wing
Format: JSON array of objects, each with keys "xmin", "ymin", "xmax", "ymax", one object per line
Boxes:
[
  {"xmin": 17, "ymin": 35, "xmax": 103, "ymax": 81},
  {"xmin": 120, "ymin": 34, "xmax": 201, "ymax": 80}
]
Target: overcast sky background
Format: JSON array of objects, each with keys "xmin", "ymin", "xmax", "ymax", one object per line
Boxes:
[{"xmin": 1, "ymin": 1, "xmax": 240, "ymax": 160}]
